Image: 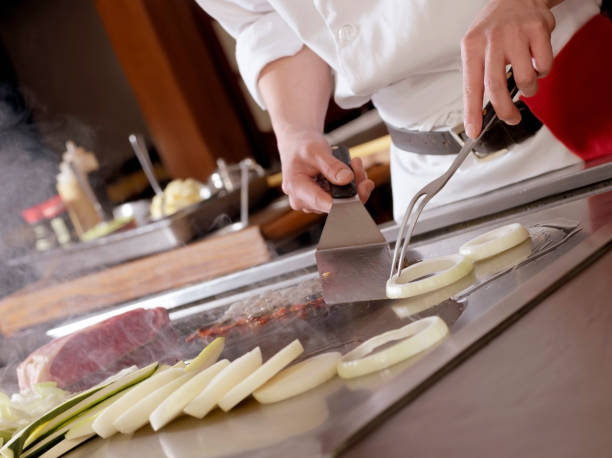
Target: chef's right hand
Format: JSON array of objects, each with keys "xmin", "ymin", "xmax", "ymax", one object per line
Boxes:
[{"xmin": 277, "ymin": 130, "xmax": 375, "ymax": 213}]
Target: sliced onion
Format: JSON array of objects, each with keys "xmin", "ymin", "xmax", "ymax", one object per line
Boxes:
[
  {"xmin": 391, "ymin": 273, "xmax": 475, "ymax": 319},
  {"xmin": 218, "ymin": 340, "xmax": 303, "ymax": 412},
  {"xmin": 473, "ymin": 238, "xmax": 533, "ymax": 280},
  {"xmin": 386, "ymin": 255, "xmax": 473, "ymax": 299},
  {"xmin": 253, "ymin": 352, "xmax": 340, "ymax": 404},
  {"xmin": 459, "ymin": 223, "xmax": 529, "ymax": 261},
  {"xmin": 183, "ymin": 347, "xmax": 262, "ymax": 419},
  {"xmin": 337, "ymin": 317, "xmax": 448, "ymax": 379}
]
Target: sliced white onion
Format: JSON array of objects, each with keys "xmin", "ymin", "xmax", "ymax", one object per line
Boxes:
[
  {"xmin": 183, "ymin": 347, "xmax": 262, "ymax": 419},
  {"xmin": 253, "ymin": 352, "xmax": 340, "ymax": 404},
  {"xmin": 391, "ymin": 273, "xmax": 475, "ymax": 319},
  {"xmin": 337, "ymin": 316, "xmax": 449, "ymax": 379},
  {"xmin": 218, "ymin": 340, "xmax": 303, "ymax": 412},
  {"xmin": 386, "ymin": 254, "xmax": 473, "ymax": 299},
  {"xmin": 459, "ymin": 223, "xmax": 530, "ymax": 261},
  {"xmin": 473, "ymin": 238, "xmax": 533, "ymax": 280},
  {"xmin": 149, "ymin": 359, "xmax": 229, "ymax": 431}
]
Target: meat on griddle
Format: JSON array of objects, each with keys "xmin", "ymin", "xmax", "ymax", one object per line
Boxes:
[{"xmin": 17, "ymin": 308, "xmax": 180, "ymax": 392}]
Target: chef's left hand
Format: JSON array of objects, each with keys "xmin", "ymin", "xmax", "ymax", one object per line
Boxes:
[{"xmin": 461, "ymin": 0, "xmax": 561, "ymax": 138}]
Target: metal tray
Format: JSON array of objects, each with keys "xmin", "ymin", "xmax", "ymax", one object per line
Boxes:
[{"xmin": 8, "ymin": 177, "xmax": 269, "ymax": 279}]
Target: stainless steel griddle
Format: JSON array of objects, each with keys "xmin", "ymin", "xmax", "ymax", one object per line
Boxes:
[
  {"xmin": 57, "ymin": 169, "xmax": 612, "ymax": 458},
  {"xmin": 46, "ymin": 158, "xmax": 612, "ymax": 338}
]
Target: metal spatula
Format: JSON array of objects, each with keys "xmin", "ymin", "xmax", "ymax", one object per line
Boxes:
[{"xmin": 316, "ymin": 145, "xmax": 392, "ymax": 304}]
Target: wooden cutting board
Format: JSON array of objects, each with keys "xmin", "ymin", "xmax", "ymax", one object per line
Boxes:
[{"xmin": 0, "ymin": 226, "xmax": 270, "ymax": 335}]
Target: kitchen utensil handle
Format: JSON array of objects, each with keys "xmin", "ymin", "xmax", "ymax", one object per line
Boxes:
[
  {"xmin": 481, "ymin": 68, "xmax": 519, "ymax": 128},
  {"xmin": 329, "ymin": 145, "xmax": 357, "ymax": 199},
  {"xmin": 129, "ymin": 133, "xmax": 164, "ymax": 196}
]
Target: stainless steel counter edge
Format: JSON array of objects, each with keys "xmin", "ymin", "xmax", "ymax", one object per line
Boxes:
[{"xmin": 46, "ymin": 161, "xmax": 612, "ymax": 338}]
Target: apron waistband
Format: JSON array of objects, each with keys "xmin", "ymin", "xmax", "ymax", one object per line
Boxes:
[{"xmin": 386, "ymin": 100, "xmax": 542, "ymax": 156}]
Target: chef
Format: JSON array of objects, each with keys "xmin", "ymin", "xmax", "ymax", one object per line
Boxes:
[{"xmin": 196, "ymin": 0, "xmax": 607, "ymax": 221}]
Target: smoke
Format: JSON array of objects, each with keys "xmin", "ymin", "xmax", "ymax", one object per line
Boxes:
[
  {"xmin": 0, "ymin": 85, "xmax": 58, "ymax": 295},
  {"xmin": 0, "ymin": 81, "xmax": 103, "ymax": 394}
]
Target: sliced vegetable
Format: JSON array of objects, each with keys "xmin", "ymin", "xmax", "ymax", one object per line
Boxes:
[
  {"xmin": 253, "ymin": 352, "xmax": 340, "ymax": 404},
  {"xmin": 337, "ymin": 317, "xmax": 448, "ymax": 379},
  {"xmin": 26, "ymin": 363, "xmax": 157, "ymax": 449},
  {"xmin": 65, "ymin": 390, "xmax": 126, "ymax": 440},
  {"xmin": 113, "ymin": 372, "xmax": 192, "ymax": 435},
  {"xmin": 473, "ymin": 237, "xmax": 532, "ymax": 280},
  {"xmin": 459, "ymin": 223, "xmax": 529, "ymax": 261},
  {"xmin": 0, "ymin": 383, "xmax": 70, "ymax": 444},
  {"xmin": 186, "ymin": 338, "xmax": 225, "ymax": 373},
  {"xmin": 23, "ymin": 391, "xmax": 120, "ymax": 458},
  {"xmin": 92, "ymin": 367, "xmax": 184, "ymax": 438},
  {"xmin": 150, "ymin": 359, "xmax": 229, "ymax": 431},
  {"xmin": 386, "ymin": 254, "xmax": 473, "ymax": 299},
  {"xmin": 0, "ymin": 443, "xmax": 12, "ymax": 458},
  {"xmin": 391, "ymin": 273, "xmax": 475, "ymax": 319},
  {"xmin": 38, "ymin": 434, "xmax": 94, "ymax": 458},
  {"xmin": 21, "ymin": 426, "xmax": 67, "ymax": 458},
  {"xmin": 219, "ymin": 340, "xmax": 303, "ymax": 412},
  {"xmin": 2, "ymin": 363, "xmax": 157, "ymax": 456},
  {"xmin": 184, "ymin": 347, "xmax": 262, "ymax": 419}
]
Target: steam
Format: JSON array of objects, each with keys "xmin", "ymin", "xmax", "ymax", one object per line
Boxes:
[
  {"xmin": 0, "ymin": 82, "xmax": 104, "ymax": 394},
  {"xmin": 0, "ymin": 85, "xmax": 56, "ymax": 292}
]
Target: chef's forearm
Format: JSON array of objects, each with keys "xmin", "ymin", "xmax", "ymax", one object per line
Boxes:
[
  {"xmin": 545, "ymin": 0, "xmax": 564, "ymax": 6},
  {"xmin": 258, "ymin": 46, "xmax": 333, "ymax": 139}
]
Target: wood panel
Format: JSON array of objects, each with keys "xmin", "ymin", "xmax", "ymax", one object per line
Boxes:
[
  {"xmin": 0, "ymin": 227, "xmax": 270, "ymax": 335},
  {"xmin": 94, "ymin": 0, "xmax": 253, "ymax": 181}
]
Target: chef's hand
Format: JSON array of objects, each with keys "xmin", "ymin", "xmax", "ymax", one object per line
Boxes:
[
  {"xmin": 462, "ymin": 0, "xmax": 561, "ymax": 138},
  {"xmin": 277, "ymin": 131, "xmax": 375, "ymax": 213}
]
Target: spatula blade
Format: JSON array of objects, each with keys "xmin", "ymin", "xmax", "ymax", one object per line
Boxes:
[
  {"xmin": 316, "ymin": 197, "xmax": 392, "ymax": 304},
  {"xmin": 316, "ymin": 242, "xmax": 392, "ymax": 304}
]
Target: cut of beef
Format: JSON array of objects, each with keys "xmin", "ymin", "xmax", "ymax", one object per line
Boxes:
[{"xmin": 17, "ymin": 308, "xmax": 173, "ymax": 392}]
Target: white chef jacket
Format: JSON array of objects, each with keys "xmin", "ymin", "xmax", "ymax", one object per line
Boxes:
[{"xmin": 196, "ymin": 0, "xmax": 602, "ymax": 221}]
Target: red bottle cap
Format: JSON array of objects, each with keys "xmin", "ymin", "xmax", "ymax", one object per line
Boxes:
[
  {"xmin": 21, "ymin": 206, "xmax": 43, "ymax": 224},
  {"xmin": 39, "ymin": 195, "xmax": 67, "ymax": 219}
]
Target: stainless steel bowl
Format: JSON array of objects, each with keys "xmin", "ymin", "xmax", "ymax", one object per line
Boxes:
[{"xmin": 112, "ymin": 199, "xmax": 151, "ymax": 226}]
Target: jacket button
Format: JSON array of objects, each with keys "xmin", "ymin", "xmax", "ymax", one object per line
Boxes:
[{"xmin": 337, "ymin": 24, "xmax": 358, "ymax": 45}]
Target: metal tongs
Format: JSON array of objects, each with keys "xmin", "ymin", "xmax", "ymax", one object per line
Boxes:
[{"xmin": 390, "ymin": 70, "xmax": 519, "ymax": 278}]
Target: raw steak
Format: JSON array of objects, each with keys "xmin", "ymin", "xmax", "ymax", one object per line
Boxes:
[{"xmin": 17, "ymin": 308, "xmax": 172, "ymax": 392}]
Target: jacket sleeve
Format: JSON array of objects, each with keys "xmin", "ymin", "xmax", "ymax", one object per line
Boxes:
[{"xmin": 195, "ymin": 0, "xmax": 304, "ymax": 108}]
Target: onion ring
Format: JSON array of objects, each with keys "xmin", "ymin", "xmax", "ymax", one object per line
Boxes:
[
  {"xmin": 386, "ymin": 255, "xmax": 473, "ymax": 299},
  {"xmin": 391, "ymin": 273, "xmax": 475, "ymax": 319},
  {"xmin": 459, "ymin": 223, "xmax": 529, "ymax": 261},
  {"xmin": 337, "ymin": 317, "xmax": 448, "ymax": 379},
  {"xmin": 473, "ymin": 238, "xmax": 533, "ymax": 280}
]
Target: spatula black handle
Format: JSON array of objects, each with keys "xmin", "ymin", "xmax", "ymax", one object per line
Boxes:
[
  {"xmin": 329, "ymin": 145, "xmax": 357, "ymax": 199},
  {"xmin": 482, "ymin": 68, "xmax": 519, "ymax": 128}
]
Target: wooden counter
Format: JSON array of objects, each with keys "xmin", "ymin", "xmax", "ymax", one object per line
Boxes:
[{"xmin": 0, "ymin": 226, "xmax": 270, "ymax": 335}]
